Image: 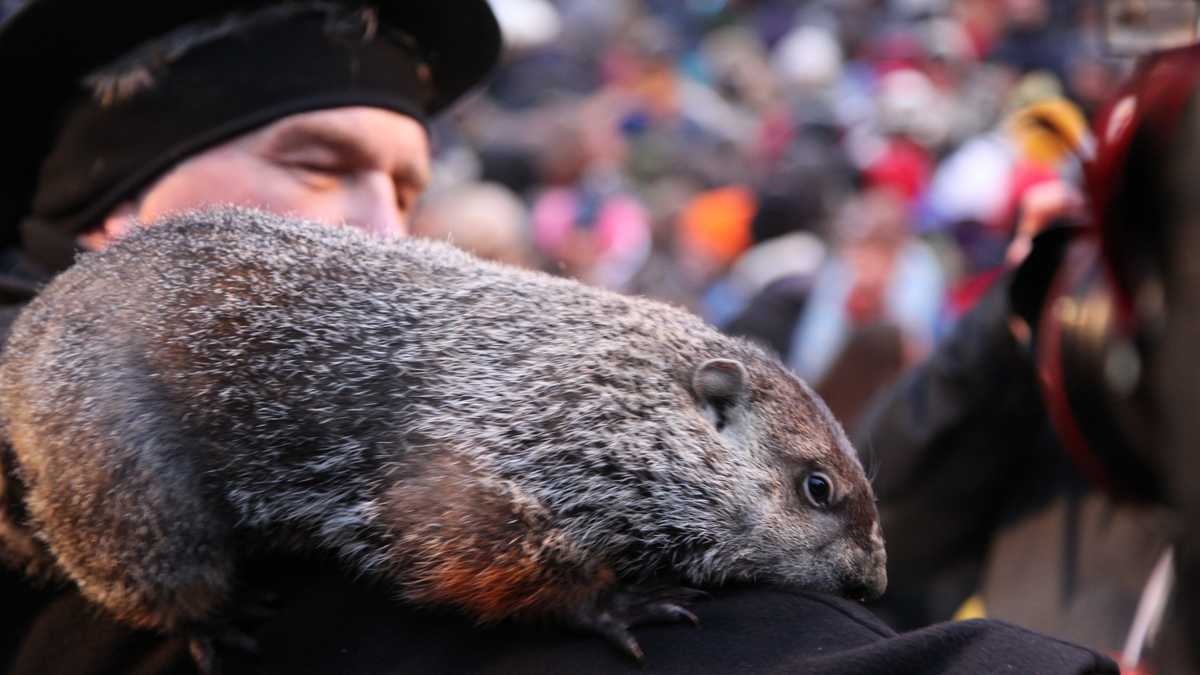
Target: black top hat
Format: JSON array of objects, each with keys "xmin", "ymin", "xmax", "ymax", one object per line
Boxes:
[{"xmin": 0, "ymin": 0, "xmax": 502, "ymax": 255}]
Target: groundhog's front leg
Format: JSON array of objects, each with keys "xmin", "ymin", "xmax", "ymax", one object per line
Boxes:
[
  {"xmin": 564, "ymin": 585, "xmax": 706, "ymax": 661},
  {"xmin": 185, "ymin": 587, "xmax": 280, "ymax": 673},
  {"xmin": 383, "ymin": 454, "xmax": 704, "ymax": 660}
]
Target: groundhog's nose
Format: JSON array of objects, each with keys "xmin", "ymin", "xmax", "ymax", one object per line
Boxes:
[
  {"xmin": 866, "ymin": 563, "xmax": 887, "ymax": 600},
  {"xmin": 863, "ymin": 524, "xmax": 888, "ymax": 600},
  {"xmin": 841, "ymin": 541, "xmax": 887, "ymax": 601},
  {"xmin": 841, "ymin": 566, "xmax": 887, "ymax": 602}
]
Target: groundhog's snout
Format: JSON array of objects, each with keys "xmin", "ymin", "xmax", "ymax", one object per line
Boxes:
[
  {"xmin": 840, "ymin": 552, "xmax": 887, "ymax": 601},
  {"xmin": 839, "ymin": 548, "xmax": 887, "ymax": 601},
  {"xmin": 864, "ymin": 545, "xmax": 889, "ymax": 600},
  {"xmin": 842, "ymin": 524, "xmax": 888, "ymax": 601}
]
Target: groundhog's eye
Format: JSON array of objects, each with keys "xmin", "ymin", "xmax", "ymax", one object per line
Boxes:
[{"xmin": 802, "ymin": 472, "xmax": 833, "ymax": 508}]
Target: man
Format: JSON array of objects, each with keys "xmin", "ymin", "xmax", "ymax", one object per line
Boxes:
[{"xmin": 0, "ymin": 1, "xmax": 1119, "ymax": 673}]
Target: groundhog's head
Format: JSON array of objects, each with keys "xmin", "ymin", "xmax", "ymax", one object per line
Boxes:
[{"xmin": 678, "ymin": 355, "xmax": 887, "ymax": 601}]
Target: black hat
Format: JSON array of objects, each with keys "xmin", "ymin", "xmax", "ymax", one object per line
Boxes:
[{"xmin": 0, "ymin": 0, "xmax": 501, "ymax": 259}]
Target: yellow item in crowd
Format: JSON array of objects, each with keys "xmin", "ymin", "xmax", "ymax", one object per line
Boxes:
[
  {"xmin": 1007, "ymin": 97, "xmax": 1094, "ymax": 167},
  {"xmin": 953, "ymin": 594, "xmax": 988, "ymax": 621}
]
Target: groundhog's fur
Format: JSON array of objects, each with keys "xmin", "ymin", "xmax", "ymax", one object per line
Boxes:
[{"xmin": 0, "ymin": 208, "xmax": 885, "ymax": 657}]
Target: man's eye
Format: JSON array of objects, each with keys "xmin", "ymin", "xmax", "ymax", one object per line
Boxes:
[
  {"xmin": 283, "ymin": 162, "xmax": 342, "ymax": 186},
  {"xmin": 289, "ymin": 161, "xmax": 338, "ymax": 174}
]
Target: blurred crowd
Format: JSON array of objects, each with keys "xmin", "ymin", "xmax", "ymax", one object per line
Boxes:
[{"xmin": 420, "ymin": 0, "xmax": 1126, "ymax": 427}]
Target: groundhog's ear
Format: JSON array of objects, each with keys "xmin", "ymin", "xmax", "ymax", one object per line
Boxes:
[{"xmin": 693, "ymin": 358, "xmax": 748, "ymax": 431}]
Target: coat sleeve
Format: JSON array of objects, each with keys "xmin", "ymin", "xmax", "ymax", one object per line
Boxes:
[
  {"xmin": 852, "ymin": 270, "xmax": 1057, "ymax": 629},
  {"xmin": 852, "ymin": 226, "xmax": 1082, "ymax": 630},
  {"xmin": 3, "ymin": 567, "xmax": 1117, "ymax": 675}
]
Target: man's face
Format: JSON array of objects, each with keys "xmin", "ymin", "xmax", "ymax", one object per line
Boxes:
[{"xmin": 83, "ymin": 106, "xmax": 430, "ymax": 249}]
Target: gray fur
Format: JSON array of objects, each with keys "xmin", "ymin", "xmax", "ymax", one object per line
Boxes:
[{"xmin": 0, "ymin": 207, "xmax": 885, "ymax": 633}]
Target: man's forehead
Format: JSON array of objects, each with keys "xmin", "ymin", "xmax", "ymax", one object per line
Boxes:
[{"xmin": 258, "ymin": 107, "xmax": 426, "ymax": 148}]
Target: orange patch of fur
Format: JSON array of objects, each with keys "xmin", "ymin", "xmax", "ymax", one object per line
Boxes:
[
  {"xmin": 420, "ymin": 549, "xmax": 616, "ymax": 622},
  {"xmin": 387, "ymin": 451, "xmax": 617, "ymax": 622}
]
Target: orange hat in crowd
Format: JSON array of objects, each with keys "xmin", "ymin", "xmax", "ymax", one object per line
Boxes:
[{"xmin": 677, "ymin": 186, "xmax": 756, "ymax": 266}]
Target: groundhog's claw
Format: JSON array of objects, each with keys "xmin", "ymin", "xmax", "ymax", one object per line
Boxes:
[
  {"xmin": 188, "ymin": 637, "xmax": 217, "ymax": 675},
  {"xmin": 608, "ymin": 625, "xmax": 646, "ymax": 663},
  {"xmin": 187, "ymin": 622, "xmax": 260, "ymax": 675},
  {"xmin": 571, "ymin": 585, "xmax": 706, "ymax": 662}
]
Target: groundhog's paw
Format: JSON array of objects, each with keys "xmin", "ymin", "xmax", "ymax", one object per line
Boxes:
[
  {"xmin": 568, "ymin": 585, "xmax": 707, "ymax": 662},
  {"xmin": 186, "ymin": 622, "xmax": 260, "ymax": 675}
]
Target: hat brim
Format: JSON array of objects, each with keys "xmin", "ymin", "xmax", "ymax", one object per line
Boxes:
[{"xmin": 0, "ymin": 0, "xmax": 501, "ymax": 247}]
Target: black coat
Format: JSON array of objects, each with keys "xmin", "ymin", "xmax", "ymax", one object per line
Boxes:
[
  {"xmin": 1, "ymin": 560, "xmax": 1118, "ymax": 675},
  {"xmin": 0, "ymin": 248, "xmax": 1117, "ymax": 675},
  {"xmin": 848, "ymin": 229, "xmax": 1190, "ymax": 669}
]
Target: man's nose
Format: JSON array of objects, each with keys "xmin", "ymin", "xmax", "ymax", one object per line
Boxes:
[{"xmin": 344, "ymin": 172, "xmax": 408, "ymax": 239}]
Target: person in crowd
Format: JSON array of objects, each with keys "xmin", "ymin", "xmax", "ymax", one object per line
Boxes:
[{"xmin": 411, "ymin": 181, "xmax": 539, "ymax": 269}]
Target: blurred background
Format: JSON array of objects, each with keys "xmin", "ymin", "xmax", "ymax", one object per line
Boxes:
[
  {"xmin": 419, "ymin": 0, "xmax": 1119, "ymax": 430},
  {"xmin": 2, "ymin": 0, "xmax": 1191, "ymax": 669}
]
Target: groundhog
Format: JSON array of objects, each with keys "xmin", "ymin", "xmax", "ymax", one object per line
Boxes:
[{"xmin": 0, "ymin": 207, "xmax": 886, "ymax": 671}]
